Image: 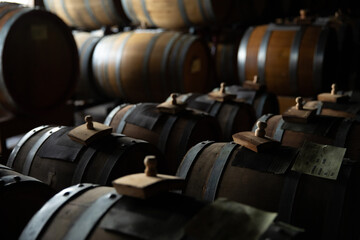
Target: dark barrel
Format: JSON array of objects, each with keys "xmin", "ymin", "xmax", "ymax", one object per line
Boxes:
[
  {"xmin": 177, "ymin": 141, "xmax": 360, "ymax": 239},
  {"xmin": 0, "ymin": 164, "xmax": 54, "ymax": 239},
  {"xmin": 0, "ymin": 3, "xmax": 78, "ymax": 114},
  {"xmin": 104, "ymin": 103, "xmax": 221, "ymax": 174},
  {"xmin": 7, "ymin": 125, "xmax": 164, "ymax": 191}
]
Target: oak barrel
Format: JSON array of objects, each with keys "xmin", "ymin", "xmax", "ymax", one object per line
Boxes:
[
  {"xmin": 238, "ymin": 24, "xmax": 338, "ymax": 97},
  {"xmin": 92, "ymin": 30, "xmax": 211, "ymax": 103},
  {"xmin": 177, "ymin": 141, "xmax": 360, "ymax": 239},
  {"xmin": 104, "ymin": 103, "xmax": 221, "ymax": 174},
  {"xmin": 0, "ymin": 3, "xmax": 78, "ymax": 114},
  {"xmin": 20, "ymin": 184, "xmax": 301, "ymax": 240},
  {"xmin": 43, "ymin": 0, "xmax": 128, "ymax": 30},
  {"xmin": 121, "ymin": 0, "xmax": 232, "ymax": 29},
  {"xmin": 253, "ymin": 114, "xmax": 360, "ymax": 161},
  {"xmin": 175, "ymin": 93, "xmax": 256, "ymax": 141},
  {"xmin": 6, "ymin": 125, "xmax": 164, "ymax": 191},
  {"xmin": 0, "ymin": 164, "xmax": 54, "ymax": 239},
  {"xmin": 305, "ymin": 100, "xmax": 360, "ymax": 119},
  {"xmin": 73, "ymin": 31, "xmax": 106, "ymax": 101}
]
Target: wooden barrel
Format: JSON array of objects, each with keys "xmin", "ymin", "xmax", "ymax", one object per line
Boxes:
[
  {"xmin": 238, "ymin": 24, "xmax": 338, "ymax": 97},
  {"xmin": 121, "ymin": 0, "xmax": 232, "ymax": 29},
  {"xmin": 104, "ymin": 103, "xmax": 221, "ymax": 174},
  {"xmin": 43, "ymin": 0, "xmax": 128, "ymax": 30},
  {"xmin": 6, "ymin": 125, "xmax": 164, "ymax": 191},
  {"xmin": 0, "ymin": 3, "xmax": 78, "ymax": 114},
  {"xmin": 253, "ymin": 114, "xmax": 360, "ymax": 161},
  {"xmin": 223, "ymin": 85, "xmax": 279, "ymax": 118},
  {"xmin": 92, "ymin": 30, "xmax": 211, "ymax": 103},
  {"xmin": 175, "ymin": 93, "xmax": 256, "ymax": 141},
  {"xmin": 177, "ymin": 141, "xmax": 360, "ymax": 239},
  {"xmin": 73, "ymin": 31, "xmax": 107, "ymax": 101},
  {"xmin": 0, "ymin": 164, "xmax": 54, "ymax": 239},
  {"xmin": 20, "ymin": 184, "xmax": 302, "ymax": 240}
]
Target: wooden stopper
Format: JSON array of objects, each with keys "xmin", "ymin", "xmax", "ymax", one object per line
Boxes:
[
  {"xmin": 255, "ymin": 121, "xmax": 266, "ymax": 138},
  {"xmin": 171, "ymin": 93, "xmax": 178, "ymax": 105},
  {"xmin": 85, "ymin": 115, "xmax": 94, "ymax": 130},
  {"xmin": 144, "ymin": 156, "xmax": 157, "ymax": 177},
  {"xmin": 253, "ymin": 75, "xmax": 258, "ymax": 84},
  {"xmin": 296, "ymin": 97, "xmax": 303, "ymax": 110},
  {"xmin": 300, "ymin": 9, "xmax": 307, "ymax": 19},
  {"xmin": 331, "ymin": 83, "xmax": 336, "ymax": 95},
  {"xmin": 219, "ymin": 82, "xmax": 226, "ymax": 94}
]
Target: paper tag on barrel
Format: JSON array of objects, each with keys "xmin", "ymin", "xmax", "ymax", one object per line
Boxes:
[
  {"xmin": 185, "ymin": 198, "xmax": 277, "ymax": 240},
  {"xmin": 291, "ymin": 141, "xmax": 346, "ymax": 180}
]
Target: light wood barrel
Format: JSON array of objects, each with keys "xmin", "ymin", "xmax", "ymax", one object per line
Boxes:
[
  {"xmin": 104, "ymin": 103, "xmax": 221, "ymax": 174},
  {"xmin": 20, "ymin": 184, "xmax": 301, "ymax": 240},
  {"xmin": 176, "ymin": 93, "xmax": 256, "ymax": 141},
  {"xmin": 0, "ymin": 164, "xmax": 54, "ymax": 239},
  {"xmin": 238, "ymin": 24, "xmax": 338, "ymax": 97},
  {"xmin": 177, "ymin": 141, "xmax": 360, "ymax": 239},
  {"xmin": 7, "ymin": 125, "xmax": 164, "ymax": 191},
  {"xmin": 0, "ymin": 3, "xmax": 79, "ymax": 114},
  {"xmin": 253, "ymin": 114, "xmax": 360, "ymax": 161},
  {"xmin": 92, "ymin": 30, "xmax": 211, "ymax": 103},
  {"xmin": 73, "ymin": 31, "xmax": 107, "ymax": 101},
  {"xmin": 43, "ymin": 0, "xmax": 128, "ymax": 30},
  {"xmin": 121, "ymin": 0, "xmax": 232, "ymax": 29}
]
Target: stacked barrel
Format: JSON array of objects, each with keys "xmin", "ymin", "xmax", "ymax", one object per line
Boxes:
[{"xmin": 1, "ymin": 0, "xmax": 360, "ymax": 239}]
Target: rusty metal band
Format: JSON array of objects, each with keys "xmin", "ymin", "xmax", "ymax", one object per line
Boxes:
[
  {"xmin": 19, "ymin": 184, "xmax": 98, "ymax": 240},
  {"xmin": 157, "ymin": 115, "xmax": 179, "ymax": 153},
  {"xmin": 334, "ymin": 119, "xmax": 353, "ymax": 148},
  {"xmin": 252, "ymin": 113, "xmax": 275, "ymax": 132},
  {"xmin": 104, "ymin": 104, "xmax": 127, "ymax": 126},
  {"xmin": 7, "ymin": 125, "xmax": 49, "ymax": 168},
  {"xmin": 115, "ymin": 32, "xmax": 134, "ymax": 99},
  {"xmin": 289, "ymin": 27, "xmax": 305, "ymax": 95},
  {"xmin": 63, "ymin": 191, "xmax": 121, "ymax": 240},
  {"xmin": 238, "ymin": 27, "xmax": 254, "ymax": 84},
  {"xmin": 141, "ymin": 0, "xmax": 155, "ymax": 26},
  {"xmin": 142, "ymin": 33, "xmax": 163, "ymax": 100},
  {"xmin": 177, "ymin": 0, "xmax": 192, "ymax": 27},
  {"xmin": 116, "ymin": 104, "xmax": 138, "ymax": 133},
  {"xmin": 176, "ymin": 141, "xmax": 215, "ymax": 189},
  {"xmin": 203, "ymin": 142, "xmax": 238, "ymax": 201},
  {"xmin": 22, "ymin": 127, "xmax": 64, "ymax": 175},
  {"xmin": 313, "ymin": 27, "xmax": 329, "ymax": 93}
]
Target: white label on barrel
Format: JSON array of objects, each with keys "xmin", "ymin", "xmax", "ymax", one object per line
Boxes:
[
  {"xmin": 191, "ymin": 58, "xmax": 201, "ymax": 73},
  {"xmin": 292, "ymin": 141, "xmax": 346, "ymax": 180},
  {"xmin": 185, "ymin": 198, "xmax": 277, "ymax": 240},
  {"xmin": 31, "ymin": 25, "xmax": 47, "ymax": 40}
]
